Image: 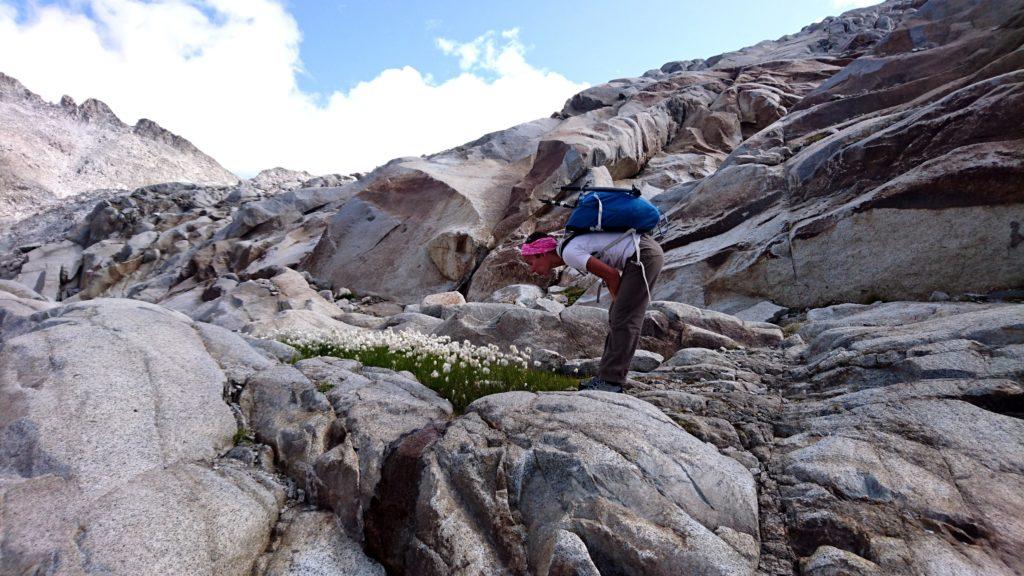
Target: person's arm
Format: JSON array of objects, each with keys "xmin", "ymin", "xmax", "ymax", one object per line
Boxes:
[{"xmin": 586, "ymin": 256, "xmax": 621, "ymax": 299}]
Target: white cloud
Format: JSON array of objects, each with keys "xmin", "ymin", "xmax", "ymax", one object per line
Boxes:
[{"xmin": 0, "ymin": 1, "xmax": 588, "ymax": 177}]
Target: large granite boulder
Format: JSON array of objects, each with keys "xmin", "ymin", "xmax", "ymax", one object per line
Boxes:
[
  {"xmin": 793, "ymin": 302, "xmax": 1024, "ymax": 395},
  {"xmin": 0, "ymin": 298, "xmax": 284, "ymax": 575},
  {"xmin": 366, "ymin": 391, "xmax": 760, "ymax": 575},
  {"xmin": 239, "ymin": 365, "xmax": 335, "ymax": 489},
  {"xmin": 647, "ymin": 301, "xmax": 784, "ymax": 351},
  {"xmin": 303, "ymin": 154, "xmax": 535, "ymax": 303},
  {"xmin": 294, "ymin": 357, "xmax": 453, "ymax": 537}
]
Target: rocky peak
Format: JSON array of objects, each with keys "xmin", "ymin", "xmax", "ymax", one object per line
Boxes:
[
  {"xmin": 0, "ymin": 71, "xmax": 41, "ymax": 104},
  {"xmin": 77, "ymin": 97, "xmax": 125, "ymax": 125},
  {"xmin": 133, "ymin": 117, "xmax": 202, "ymax": 154}
]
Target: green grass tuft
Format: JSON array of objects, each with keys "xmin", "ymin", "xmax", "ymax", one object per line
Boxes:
[
  {"xmin": 781, "ymin": 322, "xmax": 803, "ymax": 337},
  {"xmin": 803, "ymin": 131, "xmax": 830, "ymax": 146},
  {"xmin": 562, "ymin": 285, "xmax": 587, "ymax": 306},
  {"xmin": 233, "ymin": 427, "xmax": 253, "ymax": 446}
]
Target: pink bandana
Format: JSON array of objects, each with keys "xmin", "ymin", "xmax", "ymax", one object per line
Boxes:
[{"xmin": 520, "ymin": 237, "xmax": 558, "ymax": 256}]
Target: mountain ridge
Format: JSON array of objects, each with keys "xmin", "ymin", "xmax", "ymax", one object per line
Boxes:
[{"xmin": 0, "ymin": 71, "xmax": 238, "ymax": 222}]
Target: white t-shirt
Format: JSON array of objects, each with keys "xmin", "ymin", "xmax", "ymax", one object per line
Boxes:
[{"xmin": 560, "ymin": 232, "xmax": 637, "ymax": 273}]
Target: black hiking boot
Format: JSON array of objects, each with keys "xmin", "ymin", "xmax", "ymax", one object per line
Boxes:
[{"xmin": 578, "ymin": 377, "xmax": 623, "ymax": 393}]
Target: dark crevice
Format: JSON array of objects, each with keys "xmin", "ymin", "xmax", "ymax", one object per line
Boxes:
[
  {"xmin": 363, "ymin": 423, "xmax": 447, "ymax": 576},
  {"xmin": 961, "ymin": 387, "xmax": 1024, "ymax": 420}
]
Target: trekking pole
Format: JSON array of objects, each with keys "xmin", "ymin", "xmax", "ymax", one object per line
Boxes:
[{"xmin": 559, "ymin": 184, "xmax": 643, "ymax": 197}]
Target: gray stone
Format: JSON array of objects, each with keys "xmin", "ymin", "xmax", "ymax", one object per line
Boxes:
[
  {"xmin": 382, "ymin": 312, "xmax": 444, "ymax": 334},
  {"xmin": 531, "ymin": 348, "xmax": 567, "ymax": 372},
  {"xmin": 194, "ymin": 321, "xmax": 275, "ymax": 386},
  {"xmin": 293, "ymin": 357, "xmax": 452, "ymax": 537},
  {"xmin": 244, "ymin": 336, "xmax": 300, "ymax": 363},
  {"xmin": 386, "ymin": 391, "xmax": 759, "ymax": 575},
  {"xmin": 651, "ymin": 301, "xmax": 783, "ymax": 348},
  {"xmin": 487, "ymin": 283, "xmax": 545, "ymax": 306},
  {"xmin": 192, "ymin": 267, "xmax": 348, "ymax": 333},
  {"xmin": 244, "ymin": 309, "xmax": 360, "ymax": 339},
  {"xmin": 432, "ymin": 302, "xmax": 609, "ymax": 359},
  {"xmin": 422, "ymin": 290, "xmax": 466, "ymax": 307},
  {"xmin": 733, "ymin": 301, "xmax": 786, "ymax": 323},
  {"xmin": 561, "ymin": 357, "xmax": 600, "ymax": 377},
  {"xmin": 0, "ymin": 283, "xmax": 54, "ymax": 333},
  {"xmin": 239, "ymin": 365, "xmax": 334, "ymax": 488},
  {"xmin": 0, "ymin": 279, "xmax": 47, "ymax": 301},
  {"xmin": 220, "ymin": 186, "xmax": 355, "ymax": 239},
  {"xmin": 631, "ymin": 349, "xmax": 664, "ymax": 372},
  {"xmin": 0, "ymin": 298, "xmax": 281, "ymax": 576},
  {"xmin": 258, "ymin": 510, "xmax": 384, "ymax": 576},
  {"xmin": 14, "ymin": 240, "xmax": 82, "ymax": 300},
  {"xmin": 531, "ymin": 297, "xmax": 566, "ymax": 314}
]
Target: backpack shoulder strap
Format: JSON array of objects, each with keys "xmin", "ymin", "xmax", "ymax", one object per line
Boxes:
[{"xmin": 557, "ymin": 231, "xmax": 579, "ymax": 258}]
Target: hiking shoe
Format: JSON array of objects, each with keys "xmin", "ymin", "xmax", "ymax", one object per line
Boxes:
[{"xmin": 578, "ymin": 377, "xmax": 623, "ymax": 393}]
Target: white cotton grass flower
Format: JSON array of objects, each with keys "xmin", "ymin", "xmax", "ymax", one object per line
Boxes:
[{"xmin": 274, "ymin": 325, "xmax": 550, "ymax": 398}]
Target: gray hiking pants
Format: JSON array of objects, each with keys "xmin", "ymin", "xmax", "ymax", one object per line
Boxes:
[{"xmin": 598, "ymin": 234, "xmax": 664, "ymax": 384}]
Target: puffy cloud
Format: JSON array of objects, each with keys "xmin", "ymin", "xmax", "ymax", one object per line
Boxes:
[{"xmin": 0, "ymin": 1, "xmax": 587, "ymax": 177}]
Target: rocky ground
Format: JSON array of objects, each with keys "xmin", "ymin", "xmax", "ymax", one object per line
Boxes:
[
  {"xmin": 1, "ymin": 0, "xmax": 1022, "ymax": 574},
  {"xmin": 2, "ymin": 281, "xmax": 1021, "ymax": 575}
]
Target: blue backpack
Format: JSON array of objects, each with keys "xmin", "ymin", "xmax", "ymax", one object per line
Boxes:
[{"xmin": 563, "ymin": 188, "xmax": 662, "ymax": 234}]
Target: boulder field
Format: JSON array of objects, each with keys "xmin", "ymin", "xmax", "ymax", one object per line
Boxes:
[
  {"xmin": 1, "ymin": 0, "xmax": 1022, "ymax": 574},
  {"xmin": 2, "ymin": 286, "xmax": 1021, "ymax": 574}
]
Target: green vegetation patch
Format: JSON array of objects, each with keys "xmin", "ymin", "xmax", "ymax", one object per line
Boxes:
[
  {"xmin": 562, "ymin": 285, "xmax": 587, "ymax": 306},
  {"xmin": 280, "ymin": 330, "xmax": 579, "ymax": 412},
  {"xmin": 233, "ymin": 427, "xmax": 253, "ymax": 446}
]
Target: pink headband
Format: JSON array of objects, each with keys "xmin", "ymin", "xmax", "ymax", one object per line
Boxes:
[{"xmin": 521, "ymin": 237, "xmax": 558, "ymax": 256}]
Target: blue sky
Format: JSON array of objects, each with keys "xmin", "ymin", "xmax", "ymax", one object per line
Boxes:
[
  {"xmin": 288, "ymin": 1, "xmax": 860, "ymax": 95},
  {"xmin": 0, "ymin": 0, "xmax": 875, "ymax": 176}
]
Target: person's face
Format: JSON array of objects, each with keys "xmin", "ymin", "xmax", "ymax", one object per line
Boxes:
[{"xmin": 524, "ymin": 252, "xmax": 558, "ymax": 275}]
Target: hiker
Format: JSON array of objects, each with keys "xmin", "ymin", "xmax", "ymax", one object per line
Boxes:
[{"xmin": 520, "ymin": 230, "xmax": 664, "ymax": 393}]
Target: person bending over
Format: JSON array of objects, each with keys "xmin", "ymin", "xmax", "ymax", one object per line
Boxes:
[{"xmin": 520, "ymin": 231, "xmax": 664, "ymax": 393}]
